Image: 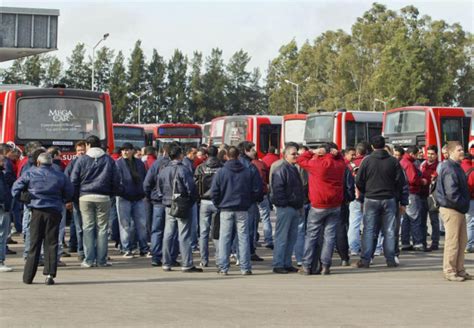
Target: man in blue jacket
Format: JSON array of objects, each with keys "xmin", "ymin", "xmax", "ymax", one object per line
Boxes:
[
  {"xmin": 116, "ymin": 143, "xmax": 149, "ymax": 258},
  {"xmin": 211, "ymin": 146, "xmax": 260, "ymax": 275},
  {"xmin": 435, "ymin": 141, "xmax": 471, "ymax": 282},
  {"xmin": 70, "ymin": 135, "xmax": 120, "ymax": 268},
  {"xmin": 158, "ymin": 144, "xmax": 201, "ymax": 272},
  {"xmin": 270, "ymin": 145, "xmax": 304, "ymax": 274},
  {"xmin": 12, "ymin": 153, "xmax": 73, "ymax": 285}
]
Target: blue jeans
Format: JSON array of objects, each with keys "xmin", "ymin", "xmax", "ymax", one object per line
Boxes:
[
  {"xmin": 258, "ymin": 196, "xmax": 273, "ymax": 246},
  {"xmin": 73, "ymin": 203, "xmax": 84, "ymax": 257},
  {"xmin": 247, "ymin": 203, "xmax": 258, "ymax": 254},
  {"xmin": 150, "ymin": 204, "xmax": 166, "ymax": 262},
  {"xmin": 466, "ymin": 200, "xmax": 474, "ymax": 251},
  {"xmin": 0, "ymin": 208, "xmax": 10, "ymax": 262},
  {"xmin": 117, "ymin": 197, "xmax": 149, "ymax": 253},
  {"xmin": 219, "ymin": 210, "xmax": 251, "ymax": 273},
  {"xmin": 22, "ymin": 207, "xmax": 31, "ymax": 259},
  {"xmin": 10, "ymin": 198, "xmax": 22, "ymax": 233},
  {"xmin": 273, "ymin": 206, "xmax": 301, "ymax": 268},
  {"xmin": 420, "ymin": 197, "xmax": 440, "ymax": 247},
  {"xmin": 348, "ymin": 200, "xmax": 363, "ymax": 253},
  {"xmin": 80, "ymin": 199, "xmax": 111, "ymax": 266},
  {"xmin": 401, "ymin": 194, "xmax": 424, "ymax": 247},
  {"xmin": 162, "ymin": 207, "xmax": 193, "ymax": 270},
  {"xmin": 57, "ymin": 207, "xmax": 66, "ymax": 258},
  {"xmin": 191, "ymin": 203, "xmax": 199, "ymax": 250},
  {"xmin": 108, "ymin": 196, "xmax": 120, "ymax": 244},
  {"xmin": 294, "ymin": 204, "xmax": 310, "ymax": 264},
  {"xmin": 361, "ymin": 198, "xmax": 397, "ymax": 264},
  {"xmin": 303, "ymin": 207, "xmax": 340, "ymax": 269},
  {"xmin": 199, "ymin": 200, "xmax": 219, "ymax": 266}
]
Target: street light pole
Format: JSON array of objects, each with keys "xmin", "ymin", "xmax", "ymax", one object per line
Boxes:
[
  {"xmin": 91, "ymin": 33, "xmax": 110, "ymax": 91},
  {"xmin": 285, "ymin": 79, "xmax": 299, "ymax": 114},
  {"xmin": 374, "ymin": 97, "xmax": 396, "ymax": 111},
  {"xmin": 128, "ymin": 90, "xmax": 151, "ymax": 124}
]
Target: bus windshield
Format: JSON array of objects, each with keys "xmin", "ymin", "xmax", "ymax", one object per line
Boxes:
[
  {"xmin": 113, "ymin": 126, "xmax": 145, "ymax": 148},
  {"xmin": 224, "ymin": 118, "xmax": 248, "ymax": 146},
  {"xmin": 304, "ymin": 115, "xmax": 334, "ymax": 142},
  {"xmin": 385, "ymin": 111, "xmax": 426, "ymax": 135},
  {"xmin": 17, "ymin": 97, "xmax": 106, "ymax": 140},
  {"xmin": 284, "ymin": 119, "xmax": 306, "ymax": 144}
]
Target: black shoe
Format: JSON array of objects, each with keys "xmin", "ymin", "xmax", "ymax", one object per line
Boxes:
[
  {"xmin": 430, "ymin": 245, "xmax": 439, "ymax": 251},
  {"xmin": 264, "ymin": 244, "xmax": 274, "ymax": 250},
  {"xmin": 7, "ymin": 237, "xmax": 17, "ymax": 244},
  {"xmin": 151, "ymin": 261, "xmax": 162, "ymax": 267},
  {"xmin": 387, "ymin": 261, "xmax": 399, "ymax": 268},
  {"xmin": 341, "ymin": 260, "xmax": 350, "ymax": 267},
  {"xmin": 284, "ymin": 266, "xmax": 299, "ymax": 273},
  {"xmin": 423, "ymin": 247, "xmax": 432, "ymax": 252},
  {"xmin": 273, "ymin": 268, "xmax": 288, "ymax": 274},
  {"xmin": 353, "ymin": 260, "xmax": 369, "ymax": 268},
  {"xmin": 38, "ymin": 260, "xmax": 45, "ymax": 267},
  {"xmin": 298, "ymin": 267, "xmax": 311, "ymax": 275},
  {"xmin": 171, "ymin": 261, "xmax": 181, "ymax": 267},
  {"xmin": 401, "ymin": 245, "xmax": 414, "ymax": 251},
  {"xmin": 251, "ymin": 254, "xmax": 264, "ymax": 262},
  {"xmin": 241, "ymin": 270, "xmax": 252, "ymax": 276},
  {"xmin": 45, "ymin": 277, "xmax": 55, "ymax": 285},
  {"xmin": 182, "ymin": 266, "xmax": 203, "ymax": 273},
  {"xmin": 139, "ymin": 251, "xmax": 148, "ymax": 257},
  {"xmin": 321, "ymin": 266, "xmax": 330, "ymax": 275},
  {"xmin": 6, "ymin": 248, "xmax": 16, "ymax": 255},
  {"xmin": 69, "ymin": 247, "xmax": 77, "ymax": 253}
]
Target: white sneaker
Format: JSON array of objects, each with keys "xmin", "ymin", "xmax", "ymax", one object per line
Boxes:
[
  {"xmin": 123, "ymin": 252, "xmax": 134, "ymax": 258},
  {"xmin": 236, "ymin": 259, "xmax": 240, "ymax": 266},
  {"xmin": 394, "ymin": 256, "xmax": 400, "ymax": 265},
  {"xmin": 0, "ymin": 262, "xmax": 13, "ymax": 272},
  {"xmin": 374, "ymin": 250, "xmax": 382, "ymax": 256}
]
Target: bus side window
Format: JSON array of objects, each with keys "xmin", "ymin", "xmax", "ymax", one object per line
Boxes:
[
  {"xmin": 368, "ymin": 122, "xmax": 383, "ymax": 142},
  {"xmin": 346, "ymin": 122, "xmax": 366, "ymax": 148},
  {"xmin": 259, "ymin": 124, "xmax": 281, "ymax": 154},
  {"xmin": 441, "ymin": 117, "xmax": 465, "ymax": 150}
]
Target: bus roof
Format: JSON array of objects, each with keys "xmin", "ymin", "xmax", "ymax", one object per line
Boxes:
[{"xmin": 386, "ymin": 106, "xmax": 474, "ymax": 114}]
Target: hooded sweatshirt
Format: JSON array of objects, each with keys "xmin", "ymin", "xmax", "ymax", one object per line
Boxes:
[
  {"xmin": 210, "ymin": 159, "xmax": 257, "ymax": 211},
  {"xmin": 400, "ymin": 153, "xmax": 424, "ymax": 194},
  {"xmin": 419, "ymin": 159, "xmax": 438, "ymax": 197},
  {"xmin": 194, "ymin": 156, "xmax": 223, "ymax": 200}
]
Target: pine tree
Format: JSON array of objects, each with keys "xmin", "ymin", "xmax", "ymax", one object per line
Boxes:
[
  {"xmin": 188, "ymin": 51, "xmax": 206, "ymax": 122},
  {"xmin": 93, "ymin": 46, "xmax": 115, "ymax": 92},
  {"xmin": 23, "ymin": 55, "xmax": 45, "ymax": 86},
  {"xmin": 166, "ymin": 49, "xmax": 188, "ymax": 122},
  {"xmin": 202, "ymin": 48, "xmax": 227, "ymax": 120},
  {"xmin": 61, "ymin": 43, "xmax": 91, "ymax": 89},
  {"xmin": 109, "ymin": 51, "xmax": 129, "ymax": 123},
  {"xmin": 42, "ymin": 55, "xmax": 63, "ymax": 87},
  {"xmin": 2, "ymin": 58, "xmax": 26, "ymax": 84},
  {"xmin": 144, "ymin": 49, "xmax": 167, "ymax": 123}
]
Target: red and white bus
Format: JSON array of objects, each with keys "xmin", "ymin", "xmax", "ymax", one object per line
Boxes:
[
  {"xmin": 140, "ymin": 123, "xmax": 202, "ymax": 151},
  {"xmin": 304, "ymin": 109, "xmax": 383, "ymax": 150},
  {"xmin": 210, "ymin": 115, "xmax": 282, "ymax": 159},
  {"xmin": 383, "ymin": 106, "xmax": 473, "ymax": 160},
  {"xmin": 113, "ymin": 123, "xmax": 146, "ymax": 149},
  {"xmin": 0, "ymin": 85, "xmax": 114, "ymax": 163},
  {"xmin": 280, "ymin": 113, "xmax": 307, "ymax": 154},
  {"xmin": 201, "ymin": 122, "xmax": 212, "ymax": 145}
]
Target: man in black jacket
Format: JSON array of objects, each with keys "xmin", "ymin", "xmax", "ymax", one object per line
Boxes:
[
  {"xmin": 270, "ymin": 145, "xmax": 304, "ymax": 274},
  {"xmin": 355, "ymin": 136, "xmax": 406, "ymax": 268},
  {"xmin": 435, "ymin": 141, "xmax": 471, "ymax": 281},
  {"xmin": 194, "ymin": 146, "xmax": 222, "ymax": 267},
  {"xmin": 158, "ymin": 144, "xmax": 202, "ymax": 273}
]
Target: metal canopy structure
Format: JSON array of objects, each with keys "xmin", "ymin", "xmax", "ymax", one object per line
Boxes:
[{"xmin": 0, "ymin": 7, "xmax": 60, "ymax": 62}]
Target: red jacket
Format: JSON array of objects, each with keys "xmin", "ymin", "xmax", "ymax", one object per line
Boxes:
[
  {"xmin": 144, "ymin": 154, "xmax": 157, "ymax": 171},
  {"xmin": 252, "ymin": 159, "xmax": 269, "ymax": 195},
  {"xmin": 462, "ymin": 160, "xmax": 474, "ymax": 200},
  {"xmin": 400, "ymin": 153, "xmax": 424, "ymax": 194},
  {"xmin": 262, "ymin": 153, "xmax": 279, "ymax": 169},
  {"xmin": 111, "ymin": 153, "xmax": 121, "ymax": 161},
  {"xmin": 419, "ymin": 160, "xmax": 438, "ymax": 197},
  {"xmin": 296, "ymin": 151, "xmax": 346, "ymax": 209},
  {"xmin": 17, "ymin": 157, "xmax": 29, "ymax": 178}
]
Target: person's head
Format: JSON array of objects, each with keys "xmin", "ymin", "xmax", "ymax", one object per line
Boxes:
[
  {"xmin": 207, "ymin": 146, "xmax": 218, "ymax": 158},
  {"xmin": 144, "ymin": 146, "xmax": 156, "ymax": 157},
  {"xmin": 238, "ymin": 141, "xmax": 256, "ymax": 160},
  {"xmin": 406, "ymin": 146, "xmax": 419, "ymax": 159},
  {"xmin": 197, "ymin": 147, "xmax": 207, "ymax": 159},
  {"xmin": 217, "ymin": 149, "xmax": 228, "ymax": 162},
  {"xmin": 442, "ymin": 145, "xmax": 449, "ymax": 160},
  {"xmin": 298, "ymin": 145, "xmax": 309, "ymax": 155},
  {"xmin": 75, "ymin": 140, "xmax": 86, "ymax": 156},
  {"xmin": 426, "ymin": 145, "xmax": 438, "ymax": 164},
  {"xmin": 112, "ymin": 146, "xmax": 122, "ymax": 156},
  {"xmin": 134, "ymin": 147, "xmax": 142, "ymax": 159},
  {"xmin": 37, "ymin": 152, "xmax": 53, "ymax": 166},
  {"xmin": 25, "ymin": 141, "xmax": 43, "ymax": 157},
  {"xmin": 447, "ymin": 141, "xmax": 464, "ymax": 163},
  {"xmin": 0, "ymin": 143, "xmax": 12, "ymax": 156},
  {"xmin": 227, "ymin": 146, "xmax": 240, "ymax": 160},
  {"xmin": 7, "ymin": 148, "xmax": 22, "ymax": 162},
  {"xmin": 344, "ymin": 147, "xmax": 356, "ymax": 162},
  {"xmin": 169, "ymin": 143, "xmax": 183, "ymax": 161},
  {"xmin": 384, "ymin": 144, "xmax": 393, "ymax": 155},
  {"xmin": 284, "ymin": 146, "xmax": 298, "ymax": 164},
  {"xmin": 185, "ymin": 146, "xmax": 198, "ymax": 160},
  {"xmin": 162, "ymin": 143, "xmax": 171, "ymax": 156},
  {"xmin": 120, "ymin": 143, "xmax": 135, "ymax": 160},
  {"xmin": 393, "ymin": 146, "xmax": 405, "ymax": 161},
  {"xmin": 47, "ymin": 146, "xmax": 61, "ymax": 160},
  {"xmin": 356, "ymin": 142, "xmax": 370, "ymax": 156},
  {"xmin": 470, "ymin": 145, "xmax": 474, "ymax": 158},
  {"xmin": 267, "ymin": 146, "xmax": 276, "ymax": 155},
  {"xmin": 32, "ymin": 148, "xmax": 46, "ymax": 165},
  {"xmin": 371, "ymin": 136, "xmax": 385, "ymax": 150},
  {"xmin": 85, "ymin": 135, "xmax": 101, "ymax": 149}
]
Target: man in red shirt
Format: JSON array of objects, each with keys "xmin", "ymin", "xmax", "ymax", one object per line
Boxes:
[
  {"xmin": 296, "ymin": 143, "xmax": 347, "ymax": 275},
  {"xmin": 464, "ymin": 146, "xmax": 474, "ymax": 253},
  {"xmin": 400, "ymin": 146, "xmax": 428, "ymax": 251},
  {"xmin": 419, "ymin": 145, "xmax": 440, "ymax": 250},
  {"xmin": 262, "ymin": 146, "xmax": 279, "ymax": 169}
]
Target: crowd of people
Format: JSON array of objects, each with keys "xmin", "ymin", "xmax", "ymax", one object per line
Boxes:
[{"xmin": 0, "ymin": 135, "xmax": 472, "ymax": 285}]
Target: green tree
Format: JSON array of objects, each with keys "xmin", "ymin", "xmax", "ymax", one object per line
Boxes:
[
  {"xmin": 202, "ymin": 48, "xmax": 227, "ymax": 120},
  {"xmin": 23, "ymin": 55, "xmax": 45, "ymax": 86},
  {"xmin": 226, "ymin": 50, "xmax": 252, "ymax": 115},
  {"xmin": 144, "ymin": 49, "xmax": 167, "ymax": 123},
  {"xmin": 42, "ymin": 55, "xmax": 63, "ymax": 87},
  {"xmin": 166, "ymin": 49, "xmax": 188, "ymax": 122},
  {"xmin": 127, "ymin": 40, "xmax": 147, "ymax": 123},
  {"xmin": 2, "ymin": 58, "xmax": 26, "ymax": 84},
  {"xmin": 61, "ymin": 43, "xmax": 91, "ymax": 89},
  {"xmin": 93, "ymin": 46, "xmax": 115, "ymax": 92},
  {"xmin": 109, "ymin": 51, "xmax": 129, "ymax": 123}
]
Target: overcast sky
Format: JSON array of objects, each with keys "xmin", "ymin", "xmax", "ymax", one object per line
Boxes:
[{"xmin": 2, "ymin": 0, "xmax": 473, "ymax": 73}]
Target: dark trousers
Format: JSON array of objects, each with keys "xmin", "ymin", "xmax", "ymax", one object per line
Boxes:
[
  {"xmin": 23, "ymin": 208, "xmax": 61, "ymax": 284},
  {"xmin": 336, "ymin": 204, "xmax": 350, "ymax": 261}
]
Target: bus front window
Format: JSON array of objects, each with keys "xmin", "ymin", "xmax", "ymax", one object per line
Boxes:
[
  {"xmin": 17, "ymin": 97, "xmax": 106, "ymax": 140},
  {"xmin": 384, "ymin": 111, "xmax": 426, "ymax": 135},
  {"xmin": 304, "ymin": 115, "xmax": 334, "ymax": 143},
  {"xmin": 224, "ymin": 119, "xmax": 248, "ymax": 146}
]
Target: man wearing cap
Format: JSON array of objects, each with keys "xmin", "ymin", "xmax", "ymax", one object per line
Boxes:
[
  {"xmin": 116, "ymin": 143, "xmax": 149, "ymax": 258},
  {"xmin": 12, "ymin": 153, "xmax": 74, "ymax": 285}
]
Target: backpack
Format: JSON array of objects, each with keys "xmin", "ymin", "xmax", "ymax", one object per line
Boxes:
[{"xmin": 427, "ymin": 175, "xmax": 439, "ymax": 212}]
